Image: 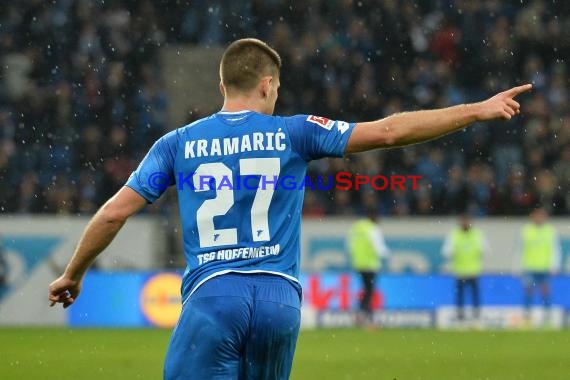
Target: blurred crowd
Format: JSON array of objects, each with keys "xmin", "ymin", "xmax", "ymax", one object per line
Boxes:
[
  {"xmin": 0, "ymin": 0, "xmax": 167, "ymax": 213},
  {"xmin": 1, "ymin": 0, "xmax": 569, "ymax": 216}
]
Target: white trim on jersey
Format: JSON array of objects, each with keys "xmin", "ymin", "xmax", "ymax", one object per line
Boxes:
[
  {"xmin": 182, "ymin": 269, "xmax": 301, "ymax": 306},
  {"xmin": 217, "ymin": 110, "xmax": 253, "ymax": 115}
]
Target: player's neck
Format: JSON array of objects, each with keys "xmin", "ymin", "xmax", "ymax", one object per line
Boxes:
[{"xmin": 222, "ymin": 97, "xmax": 265, "ymax": 114}]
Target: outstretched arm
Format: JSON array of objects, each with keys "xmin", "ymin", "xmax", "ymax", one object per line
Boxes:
[
  {"xmin": 346, "ymin": 84, "xmax": 532, "ymax": 153},
  {"xmin": 48, "ymin": 186, "xmax": 147, "ymax": 308}
]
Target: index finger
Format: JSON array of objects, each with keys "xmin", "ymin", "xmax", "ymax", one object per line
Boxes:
[{"xmin": 505, "ymin": 84, "xmax": 532, "ymax": 97}]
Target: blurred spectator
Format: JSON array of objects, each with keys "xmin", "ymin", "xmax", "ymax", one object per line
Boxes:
[{"xmin": 437, "ymin": 165, "xmax": 469, "ymax": 214}]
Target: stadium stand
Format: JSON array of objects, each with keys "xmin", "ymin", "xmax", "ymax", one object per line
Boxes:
[{"xmin": 0, "ymin": 0, "xmax": 568, "ymax": 216}]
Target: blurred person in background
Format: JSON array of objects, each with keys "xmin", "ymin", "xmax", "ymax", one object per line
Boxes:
[
  {"xmin": 518, "ymin": 207, "xmax": 562, "ymax": 326},
  {"xmin": 347, "ymin": 209, "xmax": 390, "ymax": 327},
  {"xmin": 442, "ymin": 215, "xmax": 490, "ymax": 323}
]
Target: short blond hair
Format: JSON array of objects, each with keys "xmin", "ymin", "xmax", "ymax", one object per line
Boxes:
[{"xmin": 220, "ymin": 38, "xmax": 281, "ymax": 95}]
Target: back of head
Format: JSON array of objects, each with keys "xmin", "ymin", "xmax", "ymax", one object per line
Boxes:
[{"xmin": 220, "ymin": 38, "xmax": 281, "ymax": 96}]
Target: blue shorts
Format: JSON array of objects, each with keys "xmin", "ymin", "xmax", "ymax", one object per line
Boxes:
[
  {"xmin": 522, "ymin": 272, "xmax": 550, "ymax": 288},
  {"xmin": 164, "ymin": 273, "xmax": 302, "ymax": 380}
]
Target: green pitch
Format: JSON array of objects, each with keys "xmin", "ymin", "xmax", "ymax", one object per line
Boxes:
[{"xmin": 1, "ymin": 328, "xmax": 569, "ymax": 379}]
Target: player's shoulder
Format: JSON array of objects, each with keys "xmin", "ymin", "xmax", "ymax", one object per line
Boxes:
[
  {"xmin": 250, "ymin": 112, "xmax": 287, "ymax": 124},
  {"xmin": 238, "ymin": 113, "xmax": 306, "ymax": 133},
  {"xmin": 147, "ymin": 128, "xmax": 178, "ymax": 150},
  {"xmin": 276, "ymin": 114, "xmax": 318, "ymax": 134},
  {"xmin": 151, "ymin": 115, "xmax": 217, "ymax": 149},
  {"xmin": 278, "ymin": 114, "xmax": 314, "ymax": 125},
  {"xmin": 282, "ymin": 114, "xmax": 352, "ymax": 134},
  {"xmin": 176, "ymin": 114, "xmax": 217, "ymax": 133}
]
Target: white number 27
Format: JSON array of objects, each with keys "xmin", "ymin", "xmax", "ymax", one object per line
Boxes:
[{"xmin": 193, "ymin": 158, "xmax": 280, "ymax": 248}]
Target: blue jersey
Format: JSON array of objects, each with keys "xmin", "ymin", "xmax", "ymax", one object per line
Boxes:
[{"xmin": 126, "ymin": 110, "xmax": 355, "ymax": 303}]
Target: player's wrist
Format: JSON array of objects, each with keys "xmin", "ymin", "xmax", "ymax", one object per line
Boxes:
[
  {"xmin": 465, "ymin": 102, "xmax": 485, "ymax": 122},
  {"xmin": 62, "ymin": 267, "xmax": 84, "ymax": 283}
]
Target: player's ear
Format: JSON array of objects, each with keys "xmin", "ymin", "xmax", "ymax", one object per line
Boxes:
[
  {"xmin": 219, "ymin": 82, "xmax": 225, "ymax": 97},
  {"xmin": 259, "ymin": 76, "xmax": 271, "ymax": 99}
]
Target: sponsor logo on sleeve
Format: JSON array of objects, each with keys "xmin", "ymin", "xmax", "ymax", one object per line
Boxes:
[
  {"xmin": 336, "ymin": 121, "xmax": 350, "ymax": 134},
  {"xmin": 307, "ymin": 115, "xmax": 334, "ymax": 130}
]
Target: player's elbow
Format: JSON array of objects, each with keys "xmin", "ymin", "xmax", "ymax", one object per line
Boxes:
[
  {"xmin": 347, "ymin": 121, "xmax": 400, "ymax": 153},
  {"xmin": 379, "ymin": 132, "xmax": 398, "ymax": 147},
  {"xmin": 370, "ymin": 129, "xmax": 398, "ymax": 148},
  {"xmin": 98, "ymin": 201, "xmax": 130, "ymax": 225},
  {"xmin": 370, "ymin": 119, "xmax": 401, "ymax": 147}
]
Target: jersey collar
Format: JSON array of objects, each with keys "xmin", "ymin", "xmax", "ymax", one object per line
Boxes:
[{"xmin": 217, "ymin": 110, "xmax": 254, "ymax": 115}]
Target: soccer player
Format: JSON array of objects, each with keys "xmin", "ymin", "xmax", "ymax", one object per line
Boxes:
[
  {"xmin": 48, "ymin": 38, "xmax": 531, "ymax": 379},
  {"xmin": 347, "ymin": 209, "xmax": 390, "ymax": 327}
]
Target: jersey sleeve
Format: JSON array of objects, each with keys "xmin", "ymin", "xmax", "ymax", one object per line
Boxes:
[
  {"xmin": 125, "ymin": 132, "xmax": 177, "ymax": 203},
  {"xmin": 284, "ymin": 115, "xmax": 356, "ymax": 161}
]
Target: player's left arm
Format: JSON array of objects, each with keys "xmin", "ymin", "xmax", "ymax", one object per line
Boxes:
[
  {"xmin": 48, "ymin": 187, "xmax": 147, "ymax": 308},
  {"xmin": 345, "ymin": 84, "xmax": 531, "ymax": 153}
]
